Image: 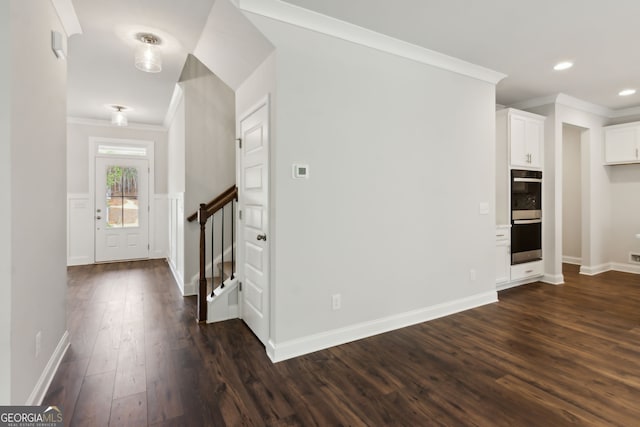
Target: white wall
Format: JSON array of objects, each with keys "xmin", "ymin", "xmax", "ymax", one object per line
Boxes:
[
  {"xmin": 528, "ymin": 101, "xmax": 610, "ymax": 278},
  {"xmin": 194, "ymin": 0, "xmax": 273, "ymax": 91},
  {"xmin": 247, "ymin": 14, "xmax": 498, "ymax": 352},
  {"xmin": 180, "ymin": 55, "xmax": 236, "ymax": 289},
  {"xmin": 0, "ymin": 0, "xmax": 11, "ymax": 405},
  {"xmin": 8, "ymin": 0, "xmax": 68, "ymax": 404},
  {"xmin": 66, "ymin": 122, "xmax": 169, "ymax": 265},
  {"xmin": 608, "ymin": 164, "xmax": 640, "ymax": 269},
  {"xmin": 67, "ymin": 122, "xmax": 168, "ymax": 193},
  {"xmin": 167, "ymin": 88, "xmax": 186, "ymax": 288},
  {"xmin": 562, "ymin": 125, "xmax": 582, "ymax": 261},
  {"xmin": 557, "ymin": 105, "xmax": 610, "ymax": 275}
]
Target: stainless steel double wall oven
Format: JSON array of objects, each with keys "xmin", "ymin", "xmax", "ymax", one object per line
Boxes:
[{"xmin": 511, "ymin": 169, "xmax": 542, "ymax": 264}]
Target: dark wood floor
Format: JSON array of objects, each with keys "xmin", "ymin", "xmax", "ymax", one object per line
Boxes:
[{"xmin": 44, "ymin": 261, "xmax": 640, "ymax": 426}]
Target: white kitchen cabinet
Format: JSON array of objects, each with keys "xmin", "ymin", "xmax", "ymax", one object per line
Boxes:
[
  {"xmin": 604, "ymin": 122, "xmax": 640, "ymax": 164},
  {"xmin": 508, "ymin": 111, "xmax": 544, "ymax": 169},
  {"xmin": 495, "ymin": 227, "xmax": 510, "ymax": 285},
  {"xmin": 510, "ymin": 260, "xmax": 544, "ymax": 281},
  {"xmin": 496, "ymin": 108, "xmax": 545, "ymax": 225}
]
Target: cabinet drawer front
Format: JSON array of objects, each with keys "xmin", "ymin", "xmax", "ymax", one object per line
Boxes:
[
  {"xmin": 511, "ymin": 260, "xmax": 543, "ymax": 280},
  {"xmin": 495, "ymin": 228, "xmax": 510, "ymax": 241}
]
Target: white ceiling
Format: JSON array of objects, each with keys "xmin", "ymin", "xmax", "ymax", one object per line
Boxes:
[
  {"xmin": 68, "ymin": 0, "xmax": 216, "ymax": 126},
  {"xmin": 68, "ymin": 0, "xmax": 640, "ymax": 126},
  {"xmin": 281, "ymin": 0, "xmax": 640, "ymax": 112}
]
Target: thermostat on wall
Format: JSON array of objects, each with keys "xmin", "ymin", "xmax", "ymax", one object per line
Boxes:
[{"xmin": 293, "ymin": 164, "xmax": 309, "ymax": 179}]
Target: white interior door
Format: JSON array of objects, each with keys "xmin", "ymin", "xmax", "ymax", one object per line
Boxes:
[
  {"xmin": 239, "ymin": 100, "xmax": 270, "ymax": 345},
  {"xmin": 95, "ymin": 157, "xmax": 149, "ymax": 262}
]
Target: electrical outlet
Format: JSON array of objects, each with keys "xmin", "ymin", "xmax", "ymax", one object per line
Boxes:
[
  {"xmin": 469, "ymin": 269, "xmax": 477, "ymax": 281},
  {"xmin": 332, "ymin": 294, "xmax": 341, "ymax": 311},
  {"xmin": 35, "ymin": 331, "xmax": 42, "ymax": 358}
]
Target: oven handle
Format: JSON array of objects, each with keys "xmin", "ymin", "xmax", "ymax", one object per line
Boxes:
[
  {"xmin": 513, "ymin": 219, "xmax": 542, "ymax": 225},
  {"xmin": 513, "ymin": 178, "xmax": 542, "ymax": 183}
]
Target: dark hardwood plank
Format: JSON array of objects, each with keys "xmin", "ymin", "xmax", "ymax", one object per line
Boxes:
[
  {"xmin": 44, "ymin": 260, "xmax": 640, "ymax": 426},
  {"xmin": 110, "ymin": 392, "xmax": 147, "ymax": 427},
  {"xmin": 70, "ymin": 370, "xmax": 116, "ymax": 427}
]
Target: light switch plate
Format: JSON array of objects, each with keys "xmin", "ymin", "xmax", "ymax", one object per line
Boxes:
[{"xmin": 479, "ymin": 202, "xmax": 489, "ymax": 215}]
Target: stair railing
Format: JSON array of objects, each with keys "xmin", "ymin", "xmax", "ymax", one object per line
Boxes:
[{"xmin": 187, "ymin": 185, "xmax": 237, "ymax": 322}]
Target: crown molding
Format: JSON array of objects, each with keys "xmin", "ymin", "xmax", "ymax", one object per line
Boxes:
[
  {"xmin": 67, "ymin": 117, "xmax": 167, "ymax": 132},
  {"xmin": 554, "ymin": 93, "xmax": 612, "ymax": 118},
  {"xmin": 238, "ymin": 0, "xmax": 506, "ymax": 85},
  {"xmin": 50, "ymin": 0, "xmax": 82, "ymax": 37},
  {"xmin": 508, "ymin": 95, "xmax": 559, "ymax": 112},
  {"xmin": 509, "ymin": 92, "xmax": 640, "ymax": 120},
  {"xmin": 610, "ymin": 105, "xmax": 640, "ymax": 118}
]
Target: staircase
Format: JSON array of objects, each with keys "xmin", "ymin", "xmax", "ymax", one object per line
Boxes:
[
  {"xmin": 187, "ymin": 185, "xmax": 238, "ymax": 323},
  {"xmin": 206, "ymin": 261, "xmax": 238, "ymax": 323}
]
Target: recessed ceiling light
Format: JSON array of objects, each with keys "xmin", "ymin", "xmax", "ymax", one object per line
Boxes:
[
  {"xmin": 619, "ymin": 89, "xmax": 637, "ymax": 97},
  {"xmin": 553, "ymin": 61, "xmax": 573, "ymax": 71}
]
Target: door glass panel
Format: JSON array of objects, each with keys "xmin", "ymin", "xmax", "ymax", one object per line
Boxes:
[
  {"xmin": 123, "ymin": 197, "xmax": 139, "ymax": 227},
  {"xmin": 106, "ymin": 166, "xmax": 139, "ymax": 228}
]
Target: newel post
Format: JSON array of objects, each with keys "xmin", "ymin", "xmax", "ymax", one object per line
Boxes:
[{"xmin": 197, "ymin": 203, "xmax": 207, "ymax": 323}]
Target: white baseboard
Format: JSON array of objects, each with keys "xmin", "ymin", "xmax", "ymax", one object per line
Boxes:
[
  {"xmin": 150, "ymin": 249, "xmax": 167, "ymax": 259},
  {"xmin": 67, "ymin": 256, "xmax": 93, "ymax": 267},
  {"xmin": 562, "ymin": 256, "xmax": 582, "ymax": 265},
  {"xmin": 266, "ymin": 290, "xmax": 498, "ymax": 363},
  {"xmin": 542, "ymin": 273, "xmax": 564, "ymax": 285},
  {"xmin": 26, "ymin": 331, "xmax": 70, "ymax": 405},
  {"xmin": 580, "ymin": 263, "xmax": 611, "ymax": 276},
  {"xmin": 610, "ymin": 262, "xmax": 640, "ymax": 275},
  {"xmin": 167, "ymin": 258, "xmax": 194, "ymax": 296}
]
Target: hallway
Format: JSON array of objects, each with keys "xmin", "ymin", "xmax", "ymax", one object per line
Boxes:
[{"xmin": 44, "ymin": 261, "xmax": 640, "ymax": 426}]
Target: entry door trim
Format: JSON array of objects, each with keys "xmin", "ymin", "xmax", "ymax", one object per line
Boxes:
[{"xmin": 88, "ymin": 137, "xmax": 155, "ymax": 263}]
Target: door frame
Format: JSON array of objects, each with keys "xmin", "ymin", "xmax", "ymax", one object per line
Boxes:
[
  {"xmin": 236, "ymin": 95, "xmax": 271, "ymax": 343},
  {"xmin": 89, "ymin": 137, "xmax": 155, "ymax": 263}
]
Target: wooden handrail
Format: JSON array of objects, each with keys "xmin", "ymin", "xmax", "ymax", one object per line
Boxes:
[
  {"xmin": 190, "ymin": 184, "xmax": 238, "ymax": 323},
  {"xmin": 187, "ymin": 185, "xmax": 237, "ymax": 223}
]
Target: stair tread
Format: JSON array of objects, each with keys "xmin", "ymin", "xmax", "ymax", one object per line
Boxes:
[
  {"xmin": 217, "ymin": 261, "xmax": 236, "ymax": 280},
  {"xmin": 205, "ymin": 276, "xmax": 223, "ymax": 295}
]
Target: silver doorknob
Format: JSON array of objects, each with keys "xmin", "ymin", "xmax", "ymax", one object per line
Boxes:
[
  {"xmin": 96, "ymin": 216, "xmax": 102, "ymax": 220},
  {"xmin": 257, "ymin": 233, "xmax": 267, "ymax": 241}
]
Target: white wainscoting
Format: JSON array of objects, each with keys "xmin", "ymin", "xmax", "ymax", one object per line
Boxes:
[
  {"xmin": 67, "ymin": 193, "xmax": 170, "ymax": 266},
  {"xmin": 67, "ymin": 194, "xmax": 92, "ymax": 266},
  {"xmin": 167, "ymin": 193, "xmax": 187, "ymax": 294},
  {"xmin": 151, "ymin": 194, "xmax": 169, "ymax": 259}
]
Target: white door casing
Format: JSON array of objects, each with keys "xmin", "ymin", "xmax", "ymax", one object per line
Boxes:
[
  {"xmin": 95, "ymin": 157, "xmax": 150, "ymax": 262},
  {"xmin": 238, "ymin": 99, "xmax": 270, "ymax": 345}
]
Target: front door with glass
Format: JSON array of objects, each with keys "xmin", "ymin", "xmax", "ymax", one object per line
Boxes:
[{"xmin": 95, "ymin": 157, "xmax": 149, "ymax": 262}]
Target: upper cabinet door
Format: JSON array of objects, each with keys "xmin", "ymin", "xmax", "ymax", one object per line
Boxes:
[
  {"xmin": 525, "ymin": 119, "xmax": 543, "ymax": 168},
  {"xmin": 604, "ymin": 126, "xmax": 638, "ymax": 164},
  {"xmin": 510, "ymin": 113, "xmax": 543, "ymax": 169},
  {"xmin": 509, "ymin": 115, "xmax": 528, "ymax": 167}
]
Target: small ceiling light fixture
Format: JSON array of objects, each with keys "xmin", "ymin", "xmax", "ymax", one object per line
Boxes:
[
  {"xmin": 619, "ymin": 88, "xmax": 637, "ymax": 97},
  {"xmin": 110, "ymin": 105, "xmax": 129, "ymax": 127},
  {"xmin": 553, "ymin": 61, "xmax": 573, "ymax": 71},
  {"xmin": 135, "ymin": 33, "xmax": 162, "ymax": 73}
]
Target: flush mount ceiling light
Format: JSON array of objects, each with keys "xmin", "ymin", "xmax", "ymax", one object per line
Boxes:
[
  {"xmin": 553, "ymin": 61, "xmax": 573, "ymax": 71},
  {"xmin": 619, "ymin": 88, "xmax": 637, "ymax": 97},
  {"xmin": 110, "ymin": 105, "xmax": 129, "ymax": 127},
  {"xmin": 135, "ymin": 33, "xmax": 162, "ymax": 73}
]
